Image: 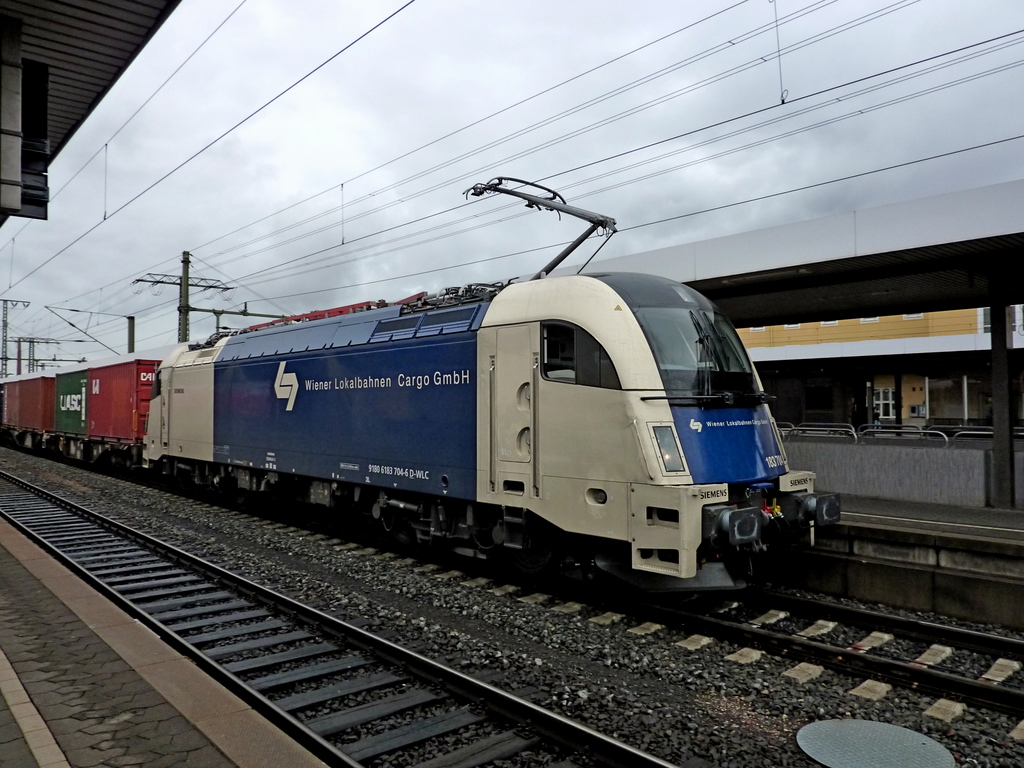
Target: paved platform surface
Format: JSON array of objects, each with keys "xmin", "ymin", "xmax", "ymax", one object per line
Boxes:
[
  {"xmin": 0, "ymin": 520, "xmax": 328, "ymax": 768},
  {"xmin": 841, "ymin": 494, "xmax": 1024, "ymax": 540}
]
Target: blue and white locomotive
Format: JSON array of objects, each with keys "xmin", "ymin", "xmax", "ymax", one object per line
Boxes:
[{"xmin": 145, "ymin": 180, "xmax": 839, "ymax": 590}]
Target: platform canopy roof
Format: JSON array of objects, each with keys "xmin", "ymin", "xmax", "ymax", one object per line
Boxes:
[
  {"xmin": 0, "ymin": 0, "xmax": 182, "ymax": 158},
  {"xmin": 594, "ymin": 179, "xmax": 1024, "ymax": 328}
]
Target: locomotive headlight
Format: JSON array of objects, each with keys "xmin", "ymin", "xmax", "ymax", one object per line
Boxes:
[{"xmin": 652, "ymin": 426, "xmax": 685, "ymax": 473}]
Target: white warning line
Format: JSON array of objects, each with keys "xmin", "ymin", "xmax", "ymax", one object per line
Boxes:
[{"xmin": 0, "ymin": 644, "xmax": 72, "ymax": 768}]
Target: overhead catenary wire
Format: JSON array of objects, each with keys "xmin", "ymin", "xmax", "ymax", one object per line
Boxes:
[
  {"xmin": 24, "ymin": 41, "xmax": 1024, "ymax": 352},
  {"xmin": 0, "ymin": 0, "xmax": 252, "ymax": 261},
  {"xmin": 47, "ymin": 129, "xmax": 973, "ymax": 350},
  {"xmin": 218, "ymin": 34, "xmax": 1024, "ymax": 289},
  {"xmin": 45, "ymin": 308, "xmax": 119, "ymax": 355},
  {"xmin": 196, "ymin": 1, "xmax": 994, "ymax": 280},
  {"xmin": 193, "ymin": 0, "xmax": 859, "ymax": 263},
  {"xmin": 28, "ymin": 45, "xmax": 1019, "ymax": 352},
  {"xmin": 0, "ymin": 0, "xmax": 420, "ymax": 299},
  {"xmin": 242, "ymin": 132, "xmax": 1024, "ymax": 307},
  {"xmin": 188, "ymin": 254, "xmax": 293, "ymax": 316},
  {"xmin": 14, "ymin": 0, "xmax": 439, "ymax": 331},
  {"xmin": 14, "ymin": 7, "xmax": 1022, "ymax": 351},
  {"xmin": 188, "ymin": 0, "xmax": 756, "ymax": 254},
  {"xmin": 620, "ymin": 132, "xmax": 1024, "ymax": 234},
  {"xmin": 21, "ymin": 0, "xmax": 919, "ymax": 323},
  {"xmin": 552, "ymin": 54, "xmax": 1024, "ymax": 200}
]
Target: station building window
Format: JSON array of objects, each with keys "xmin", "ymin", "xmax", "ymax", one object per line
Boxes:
[
  {"xmin": 542, "ymin": 322, "xmax": 620, "ymax": 389},
  {"xmin": 873, "ymin": 387, "xmax": 895, "ymax": 420},
  {"xmin": 980, "ymin": 306, "xmax": 1024, "ymax": 335}
]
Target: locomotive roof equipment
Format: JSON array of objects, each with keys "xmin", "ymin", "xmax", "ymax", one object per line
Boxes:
[{"xmin": 466, "ymin": 177, "xmax": 617, "ymax": 280}]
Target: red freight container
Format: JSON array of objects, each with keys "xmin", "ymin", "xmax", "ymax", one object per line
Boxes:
[
  {"xmin": 87, "ymin": 360, "xmax": 159, "ymax": 442},
  {"xmin": 2, "ymin": 377, "xmax": 56, "ymax": 432}
]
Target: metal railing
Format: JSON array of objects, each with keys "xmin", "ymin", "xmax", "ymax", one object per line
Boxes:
[
  {"xmin": 783, "ymin": 422, "xmax": 1022, "ymax": 447},
  {"xmin": 858, "ymin": 424, "xmax": 949, "ymax": 446},
  {"xmin": 950, "ymin": 428, "xmax": 1024, "ymax": 443},
  {"xmin": 785, "ymin": 422, "xmax": 859, "ymax": 441}
]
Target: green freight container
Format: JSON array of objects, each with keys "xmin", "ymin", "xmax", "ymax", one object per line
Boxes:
[{"xmin": 55, "ymin": 371, "xmax": 88, "ymax": 436}]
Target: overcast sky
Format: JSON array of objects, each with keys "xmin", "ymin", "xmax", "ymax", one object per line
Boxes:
[{"xmin": 1, "ymin": 0, "xmax": 1022, "ymax": 365}]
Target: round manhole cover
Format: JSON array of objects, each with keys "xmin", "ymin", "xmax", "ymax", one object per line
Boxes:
[{"xmin": 797, "ymin": 720, "xmax": 954, "ymax": 768}]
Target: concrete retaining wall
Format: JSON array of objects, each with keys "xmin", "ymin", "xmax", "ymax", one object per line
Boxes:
[
  {"xmin": 783, "ymin": 440, "xmax": 1022, "ymax": 507},
  {"xmin": 767, "ymin": 523, "xmax": 1024, "ymax": 629}
]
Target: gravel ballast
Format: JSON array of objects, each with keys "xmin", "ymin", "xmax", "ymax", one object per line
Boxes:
[{"xmin": 2, "ymin": 448, "xmax": 1022, "ymax": 768}]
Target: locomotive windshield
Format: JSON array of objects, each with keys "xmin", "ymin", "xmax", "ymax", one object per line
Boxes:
[
  {"xmin": 634, "ymin": 307, "xmax": 755, "ymax": 397},
  {"xmin": 589, "ymin": 272, "xmax": 762, "ymax": 404}
]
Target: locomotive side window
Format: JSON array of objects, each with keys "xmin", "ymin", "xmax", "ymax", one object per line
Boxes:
[
  {"xmin": 542, "ymin": 324, "xmax": 576, "ymax": 382},
  {"xmin": 542, "ymin": 323, "xmax": 620, "ymax": 389},
  {"xmin": 576, "ymin": 328, "xmax": 621, "ymax": 389}
]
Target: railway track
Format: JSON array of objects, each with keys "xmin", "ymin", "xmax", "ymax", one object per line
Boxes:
[
  {"xmin": 635, "ymin": 589, "xmax": 1024, "ymax": 717},
  {"xmin": 7, "ymin": 453, "xmax": 1024, "ymax": 762},
  {"xmin": 0, "ymin": 468, "xmax": 679, "ymax": 768}
]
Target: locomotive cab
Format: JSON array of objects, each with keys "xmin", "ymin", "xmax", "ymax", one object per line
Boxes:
[{"xmin": 477, "ymin": 272, "xmax": 839, "ymax": 591}]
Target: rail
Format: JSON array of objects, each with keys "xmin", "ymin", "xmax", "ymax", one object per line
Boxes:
[
  {"xmin": 0, "ymin": 470, "xmax": 677, "ymax": 768},
  {"xmin": 638, "ymin": 591, "xmax": 1024, "ymax": 717}
]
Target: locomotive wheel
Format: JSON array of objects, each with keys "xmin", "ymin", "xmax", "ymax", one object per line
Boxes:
[
  {"xmin": 175, "ymin": 470, "xmax": 197, "ymax": 494},
  {"xmin": 510, "ymin": 517, "xmax": 560, "ymax": 577},
  {"xmin": 511, "ymin": 542, "xmax": 556, "ymax": 576},
  {"xmin": 381, "ymin": 509, "xmax": 417, "ymax": 548}
]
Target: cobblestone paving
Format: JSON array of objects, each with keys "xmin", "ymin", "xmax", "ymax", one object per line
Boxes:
[{"xmin": 0, "ymin": 544, "xmax": 238, "ymax": 768}]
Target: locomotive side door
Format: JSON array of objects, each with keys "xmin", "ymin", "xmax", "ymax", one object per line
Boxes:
[
  {"xmin": 144, "ymin": 367, "xmax": 170, "ymax": 463},
  {"xmin": 159, "ymin": 368, "xmax": 170, "ymax": 449},
  {"xmin": 488, "ymin": 323, "xmax": 539, "ymax": 499}
]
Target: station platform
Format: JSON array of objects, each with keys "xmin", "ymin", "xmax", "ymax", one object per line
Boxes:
[
  {"xmin": 841, "ymin": 494, "xmax": 1024, "ymax": 541},
  {"xmin": 772, "ymin": 493, "xmax": 1024, "ymax": 630},
  {"xmin": 0, "ymin": 520, "xmax": 327, "ymax": 768}
]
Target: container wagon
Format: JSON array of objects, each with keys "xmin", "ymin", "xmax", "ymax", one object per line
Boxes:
[{"xmin": 2, "ymin": 376, "xmax": 56, "ymax": 448}]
